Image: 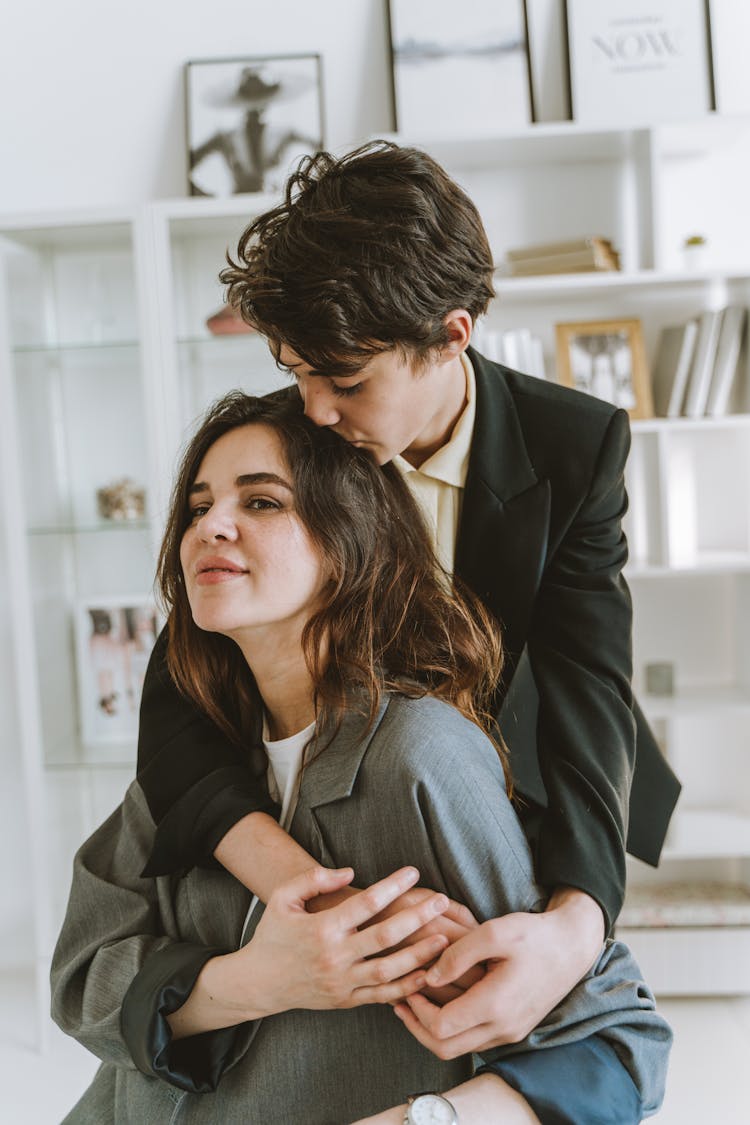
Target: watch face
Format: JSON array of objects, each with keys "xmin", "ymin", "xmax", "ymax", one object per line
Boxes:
[{"xmin": 408, "ymin": 1093, "xmax": 457, "ymax": 1124}]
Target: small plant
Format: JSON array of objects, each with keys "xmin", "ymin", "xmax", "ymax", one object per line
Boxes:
[{"xmin": 684, "ymin": 234, "xmax": 707, "ymax": 247}]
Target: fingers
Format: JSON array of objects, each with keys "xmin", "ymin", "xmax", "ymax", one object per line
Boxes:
[
  {"xmin": 441, "ymin": 900, "xmax": 478, "ymax": 930},
  {"xmin": 352, "ymin": 930, "xmax": 448, "ymax": 987},
  {"xmin": 395, "ymin": 994, "xmax": 496, "ymax": 1059},
  {"xmin": 424, "ymin": 919, "xmax": 503, "ymax": 987},
  {"xmin": 274, "ymin": 865, "xmax": 355, "ymax": 910},
  {"xmin": 333, "ymin": 867, "xmax": 421, "ymax": 930},
  {"xmin": 353, "ymin": 891, "xmax": 450, "ymax": 959},
  {"xmin": 409, "ymin": 973, "xmax": 499, "ymax": 1041}
]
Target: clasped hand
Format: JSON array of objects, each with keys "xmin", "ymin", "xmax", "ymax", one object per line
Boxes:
[{"xmin": 226, "ymin": 865, "xmax": 463, "ymax": 1018}]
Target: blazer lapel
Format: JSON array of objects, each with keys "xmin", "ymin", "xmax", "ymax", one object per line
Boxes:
[{"xmin": 456, "ymin": 350, "xmax": 551, "ymax": 686}]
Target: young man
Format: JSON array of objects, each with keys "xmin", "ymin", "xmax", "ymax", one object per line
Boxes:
[{"xmin": 137, "ymin": 142, "xmax": 679, "ymax": 1118}]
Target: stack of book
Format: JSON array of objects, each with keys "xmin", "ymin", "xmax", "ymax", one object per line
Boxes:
[
  {"xmin": 651, "ymin": 306, "xmax": 748, "ymax": 418},
  {"xmin": 503, "ymin": 236, "xmax": 620, "ymax": 277},
  {"xmin": 472, "ymin": 322, "xmax": 546, "ymax": 380}
]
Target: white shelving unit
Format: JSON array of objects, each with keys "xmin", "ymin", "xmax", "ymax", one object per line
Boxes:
[{"xmin": 2, "ymin": 114, "xmax": 750, "ymax": 1030}]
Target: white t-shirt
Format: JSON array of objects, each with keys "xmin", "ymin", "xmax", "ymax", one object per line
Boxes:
[{"xmin": 239, "ymin": 718, "xmax": 316, "ymax": 945}]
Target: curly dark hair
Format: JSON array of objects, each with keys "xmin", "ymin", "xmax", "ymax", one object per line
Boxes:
[
  {"xmin": 220, "ymin": 140, "xmax": 495, "ymax": 376},
  {"xmin": 157, "ymin": 390, "xmax": 508, "ymax": 781}
]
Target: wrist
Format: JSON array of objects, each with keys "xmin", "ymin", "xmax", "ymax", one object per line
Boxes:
[{"xmin": 546, "ymin": 886, "xmax": 606, "ymax": 950}]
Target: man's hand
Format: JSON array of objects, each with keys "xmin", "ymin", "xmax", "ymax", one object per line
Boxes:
[{"xmin": 393, "ymin": 887, "xmax": 606, "ymax": 1057}]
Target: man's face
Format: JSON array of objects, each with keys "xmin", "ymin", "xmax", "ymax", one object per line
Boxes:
[{"xmin": 277, "ymin": 343, "xmax": 466, "ymax": 466}]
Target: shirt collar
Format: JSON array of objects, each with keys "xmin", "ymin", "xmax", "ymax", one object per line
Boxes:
[{"xmin": 393, "ymin": 351, "xmax": 476, "ymax": 488}]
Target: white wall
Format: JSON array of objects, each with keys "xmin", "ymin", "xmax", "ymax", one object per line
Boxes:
[
  {"xmin": 0, "ymin": 0, "xmax": 393, "ymax": 212},
  {"xmin": 0, "ymin": 522, "xmax": 33, "ymax": 964}
]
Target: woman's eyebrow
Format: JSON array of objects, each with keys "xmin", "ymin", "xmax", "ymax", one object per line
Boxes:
[
  {"xmin": 236, "ymin": 472, "xmax": 293, "ymax": 491},
  {"xmin": 188, "ymin": 472, "xmax": 293, "ymax": 496}
]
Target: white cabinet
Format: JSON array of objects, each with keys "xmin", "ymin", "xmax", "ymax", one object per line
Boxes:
[
  {"xmin": 2, "ymin": 116, "xmax": 750, "ymax": 1034},
  {"xmin": 0, "ymin": 214, "xmax": 153, "ymax": 1041},
  {"xmin": 420, "ymin": 117, "xmax": 750, "ymax": 995}
]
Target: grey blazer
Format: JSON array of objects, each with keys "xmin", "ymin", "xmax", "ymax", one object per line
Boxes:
[{"xmin": 51, "ymin": 694, "xmax": 671, "ymax": 1124}]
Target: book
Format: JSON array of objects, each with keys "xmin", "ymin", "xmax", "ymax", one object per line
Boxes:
[
  {"xmin": 706, "ymin": 306, "xmax": 747, "ymax": 416},
  {"xmin": 651, "ymin": 321, "xmax": 698, "ymax": 418},
  {"xmin": 506, "ymin": 236, "xmax": 614, "ymax": 260},
  {"xmin": 683, "ymin": 309, "xmax": 724, "ymax": 418},
  {"xmin": 506, "ymin": 241, "xmax": 620, "ymax": 276}
]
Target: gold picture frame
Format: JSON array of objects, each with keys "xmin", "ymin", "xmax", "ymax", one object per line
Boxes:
[{"xmin": 555, "ymin": 318, "xmax": 653, "ymax": 420}]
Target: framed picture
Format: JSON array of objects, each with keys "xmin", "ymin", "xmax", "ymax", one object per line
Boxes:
[
  {"xmin": 75, "ymin": 598, "xmax": 160, "ymax": 745},
  {"xmin": 566, "ymin": 0, "xmax": 713, "ymax": 126},
  {"xmin": 555, "ymin": 318, "xmax": 654, "ymax": 419},
  {"xmin": 185, "ymin": 54, "xmax": 324, "ymax": 197},
  {"xmin": 387, "ymin": 0, "xmax": 533, "ymax": 137}
]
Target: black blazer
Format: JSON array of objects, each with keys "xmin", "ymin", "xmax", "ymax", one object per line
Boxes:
[
  {"xmin": 138, "ymin": 350, "xmax": 680, "ymax": 929},
  {"xmin": 456, "ymin": 349, "xmax": 680, "ymax": 927}
]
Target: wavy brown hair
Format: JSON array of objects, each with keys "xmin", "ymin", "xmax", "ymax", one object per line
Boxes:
[
  {"xmin": 219, "ymin": 140, "xmax": 496, "ymax": 376},
  {"xmin": 158, "ymin": 391, "xmax": 508, "ymax": 781}
]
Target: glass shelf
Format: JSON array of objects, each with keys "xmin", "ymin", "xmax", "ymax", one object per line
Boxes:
[
  {"xmin": 43, "ymin": 738, "xmax": 137, "ymax": 771},
  {"xmin": 28, "ymin": 520, "xmax": 150, "ymax": 536},
  {"xmin": 177, "ymin": 332, "xmax": 262, "ymax": 347},
  {"xmin": 641, "ymin": 686, "xmax": 750, "ymax": 721},
  {"xmin": 627, "ymin": 557, "xmax": 750, "ymax": 578},
  {"xmin": 45, "ymin": 756, "xmax": 136, "ymax": 773},
  {"xmin": 12, "ymin": 339, "xmax": 140, "ymax": 356}
]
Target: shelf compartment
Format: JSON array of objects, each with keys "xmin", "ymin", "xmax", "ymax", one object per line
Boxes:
[
  {"xmin": 624, "ymin": 430, "xmax": 663, "ymax": 568},
  {"xmin": 620, "ymin": 881, "xmax": 750, "ymax": 928},
  {"xmin": 14, "ymin": 346, "xmax": 148, "ymax": 531},
  {"xmin": 631, "ymin": 572, "xmax": 750, "ymax": 703},
  {"xmin": 661, "ymin": 810, "xmax": 750, "ymax": 861},
  {"xmin": 615, "ymin": 924, "xmax": 750, "ymax": 995},
  {"xmin": 3, "ymin": 225, "xmax": 138, "ymax": 350},
  {"xmin": 641, "ymin": 686, "xmax": 750, "ymax": 722},
  {"xmin": 27, "ymin": 532, "xmax": 155, "ymax": 768},
  {"xmin": 177, "ymin": 336, "xmax": 284, "ymax": 434},
  {"xmin": 661, "ymin": 428, "xmax": 750, "ymax": 567}
]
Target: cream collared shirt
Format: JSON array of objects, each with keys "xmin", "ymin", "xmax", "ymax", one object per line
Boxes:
[{"xmin": 392, "ymin": 351, "xmax": 476, "ymax": 573}]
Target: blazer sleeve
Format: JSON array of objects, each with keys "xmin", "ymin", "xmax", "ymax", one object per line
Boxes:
[
  {"xmin": 50, "ymin": 781, "xmax": 254, "ymax": 1093},
  {"xmin": 525, "ymin": 408, "xmax": 634, "ymax": 932},
  {"xmin": 366, "ymin": 704, "xmax": 670, "ymax": 1118},
  {"xmin": 137, "ymin": 629, "xmax": 279, "ymax": 876}
]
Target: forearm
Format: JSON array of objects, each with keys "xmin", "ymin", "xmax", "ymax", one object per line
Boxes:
[
  {"xmin": 167, "ymin": 949, "xmax": 267, "ymax": 1040},
  {"xmin": 214, "ymin": 811, "xmax": 322, "ymax": 900},
  {"xmin": 355, "ymin": 1073, "xmax": 540, "ymax": 1124}
]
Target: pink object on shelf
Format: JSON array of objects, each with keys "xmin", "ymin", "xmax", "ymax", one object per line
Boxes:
[{"xmin": 205, "ymin": 305, "xmax": 256, "ymax": 336}]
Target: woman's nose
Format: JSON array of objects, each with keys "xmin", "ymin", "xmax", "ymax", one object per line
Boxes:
[{"xmin": 197, "ymin": 506, "xmax": 238, "ymax": 542}]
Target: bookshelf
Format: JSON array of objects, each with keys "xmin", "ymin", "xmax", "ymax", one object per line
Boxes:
[{"xmin": 2, "ymin": 113, "xmax": 750, "ymax": 1035}]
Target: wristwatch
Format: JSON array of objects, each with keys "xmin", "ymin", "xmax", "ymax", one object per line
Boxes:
[{"xmin": 403, "ymin": 1092, "xmax": 458, "ymax": 1124}]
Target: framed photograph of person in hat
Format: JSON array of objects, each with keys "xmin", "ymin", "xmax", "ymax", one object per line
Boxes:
[{"xmin": 185, "ymin": 54, "xmax": 324, "ymax": 197}]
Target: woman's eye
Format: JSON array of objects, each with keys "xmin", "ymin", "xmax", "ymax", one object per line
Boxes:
[
  {"xmin": 189, "ymin": 504, "xmax": 210, "ymax": 522},
  {"xmin": 330, "ymin": 381, "xmax": 362, "ymax": 398},
  {"xmin": 246, "ymin": 497, "xmax": 280, "ymax": 511}
]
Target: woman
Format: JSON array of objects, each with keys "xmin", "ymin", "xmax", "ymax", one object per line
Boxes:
[{"xmin": 52, "ymin": 392, "xmax": 671, "ymax": 1124}]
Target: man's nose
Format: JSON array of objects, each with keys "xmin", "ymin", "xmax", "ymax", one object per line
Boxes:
[{"xmin": 300, "ymin": 378, "xmax": 342, "ymax": 427}]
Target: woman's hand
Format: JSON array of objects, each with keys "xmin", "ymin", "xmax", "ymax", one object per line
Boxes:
[
  {"xmin": 310, "ymin": 881, "xmax": 484, "ymax": 1004},
  {"xmin": 222, "ymin": 865, "xmax": 455, "ymax": 1021}
]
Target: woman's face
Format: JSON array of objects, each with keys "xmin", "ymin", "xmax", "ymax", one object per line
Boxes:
[{"xmin": 180, "ymin": 423, "xmax": 329, "ymax": 644}]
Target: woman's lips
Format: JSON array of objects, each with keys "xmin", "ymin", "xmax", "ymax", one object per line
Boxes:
[{"xmin": 195, "ymin": 557, "xmax": 248, "ymax": 585}]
